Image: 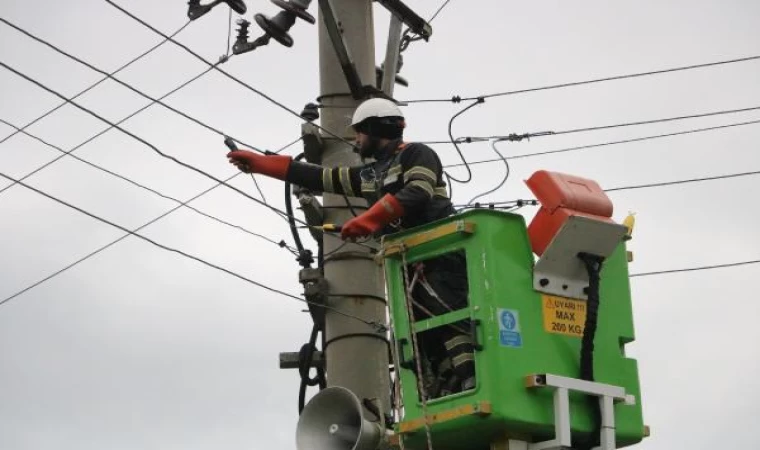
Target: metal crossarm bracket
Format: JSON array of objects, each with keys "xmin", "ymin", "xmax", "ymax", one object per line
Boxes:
[
  {"xmin": 525, "ymin": 374, "xmax": 636, "ymax": 450},
  {"xmin": 375, "ymin": 0, "xmax": 432, "ymax": 40},
  {"xmin": 318, "ymin": 0, "xmax": 366, "ymax": 99},
  {"xmin": 380, "ymin": 15, "xmax": 403, "ymax": 96}
]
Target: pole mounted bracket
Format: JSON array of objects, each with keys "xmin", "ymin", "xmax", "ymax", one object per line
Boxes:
[
  {"xmin": 299, "ymin": 267, "xmax": 328, "ymax": 328},
  {"xmin": 375, "ymin": 0, "xmax": 432, "ymax": 41},
  {"xmin": 318, "ymin": 0, "xmax": 378, "ymax": 100},
  {"xmin": 301, "ymin": 122, "xmax": 324, "ymax": 164}
]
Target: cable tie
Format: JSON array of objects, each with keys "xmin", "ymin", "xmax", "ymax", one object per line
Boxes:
[{"xmin": 451, "ymin": 95, "xmax": 462, "ymax": 103}]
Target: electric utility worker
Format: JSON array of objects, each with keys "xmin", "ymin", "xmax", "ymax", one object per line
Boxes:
[{"xmin": 227, "ymin": 98, "xmax": 475, "ymax": 394}]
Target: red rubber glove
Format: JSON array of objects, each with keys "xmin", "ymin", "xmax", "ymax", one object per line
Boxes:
[
  {"xmin": 341, "ymin": 194, "xmax": 405, "ymax": 240},
  {"xmin": 227, "ymin": 150, "xmax": 291, "ymax": 180}
]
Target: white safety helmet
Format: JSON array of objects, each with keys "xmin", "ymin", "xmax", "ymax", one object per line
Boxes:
[{"xmin": 351, "ymin": 98, "xmax": 404, "ymax": 128}]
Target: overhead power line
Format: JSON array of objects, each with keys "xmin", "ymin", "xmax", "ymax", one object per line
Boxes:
[
  {"xmin": 0, "ymin": 170, "xmax": 385, "ymax": 330},
  {"xmin": 0, "ymin": 117, "xmax": 295, "ymax": 252},
  {"xmin": 0, "ymin": 20, "xmax": 189, "ymax": 145},
  {"xmin": 426, "ymin": 104, "xmax": 760, "ymax": 149},
  {"xmin": 605, "ymin": 170, "xmax": 760, "ymax": 192},
  {"xmin": 403, "ymin": 54, "xmax": 760, "ymax": 104},
  {"xmin": 103, "ymin": 0, "xmax": 359, "ymax": 151},
  {"xmin": 630, "ymin": 259, "xmax": 760, "ymax": 277},
  {"xmin": 429, "ymin": 0, "xmax": 454, "ymax": 21},
  {"xmin": 0, "ymin": 136, "xmax": 303, "ymax": 306},
  {"xmin": 441, "ymin": 118, "xmax": 760, "ymax": 168},
  {"xmin": 0, "ymin": 17, "xmax": 272, "ymax": 202},
  {"xmin": 0, "ymin": 59, "xmax": 308, "ymax": 226},
  {"xmin": 546, "ymin": 105, "xmax": 760, "ymax": 137},
  {"xmin": 0, "ymin": 17, "xmax": 264, "ymax": 153}
]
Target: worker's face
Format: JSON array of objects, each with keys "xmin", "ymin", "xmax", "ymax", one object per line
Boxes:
[{"xmin": 355, "ymin": 130, "xmax": 379, "ymax": 158}]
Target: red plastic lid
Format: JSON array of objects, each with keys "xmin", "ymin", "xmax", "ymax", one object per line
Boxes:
[{"xmin": 525, "ymin": 170, "xmax": 613, "ymax": 217}]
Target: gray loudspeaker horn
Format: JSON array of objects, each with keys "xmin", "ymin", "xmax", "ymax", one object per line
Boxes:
[{"xmin": 296, "ymin": 386, "xmax": 387, "ymax": 450}]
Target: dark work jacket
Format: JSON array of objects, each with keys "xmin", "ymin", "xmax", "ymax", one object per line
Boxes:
[
  {"xmin": 287, "ymin": 139, "xmax": 456, "ymax": 234},
  {"xmin": 289, "ymin": 139, "xmax": 469, "ymax": 329}
]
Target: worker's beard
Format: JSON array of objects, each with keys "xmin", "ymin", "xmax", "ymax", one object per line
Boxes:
[{"xmin": 358, "ymin": 137, "xmax": 382, "ymax": 159}]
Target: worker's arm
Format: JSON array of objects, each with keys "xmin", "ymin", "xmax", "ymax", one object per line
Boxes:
[
  {"xmin": 393, "ymin": 143, "xmax": 444, "ymax": 209},
  {"xmin": 227, "ymin": 150, "xmax": 363, "ymax": 196},
  {"xmin": 339, "ymin": 144, "xmax": 443, "ymax": 240}
]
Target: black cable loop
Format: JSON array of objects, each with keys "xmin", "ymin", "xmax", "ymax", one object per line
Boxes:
[
  {"xmin": 298, "ymin": 324, "xmax": 326, "ymax": 413},
  {"xmin": 444, "ymin": 98, "xmax": 484, "ymax": 184},
  {"xmin": 576, "ymin": 253, "xmax": 604, "ymax": 450},
  {"xmin": 286, "ymin": 153, "xmax": 311, "ymax": 267}
]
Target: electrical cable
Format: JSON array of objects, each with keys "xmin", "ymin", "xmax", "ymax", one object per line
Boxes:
[
  {"xmin": 466, "ymin": 138, "xmax": 509, "ymax": 205},
  {"xmin": 428, "ymin": 0, "xmax": 454, "ymax": 22},
  {"xmin": 0, "ymin": 20, "xmax": 190, "ymax": 146},
  {"xmin": 444, "ymin": 98, "xmax": 483, "ymax": 184},
  {"xmin": 285, "ymin": 153, "xmax": 310, "ymax": 265},
  {"xmin": 576, "ymin": 254, "xmax": 603, "ymax": 450},
  {"xmin": 604, "ymin": 170, "xmax": 760, "ymax": 192},
  {"xmin": 399, "ymin": 0, "xmax": 454, "ymax": 52},
  {"xmin": 0, "ymin": 63, "xmax": 214, "ymax": 196},
  {"xmin": 103, "ymin": 0, "xmax": 359, "ymax": 152},
  {"xmin": 402, "ymin": 54, "xmax": 760, "ymax": 103},
  {"xmin": 0, "ymin": 18, "xmax": 270, "ymax": 202},
  {"xmin": 630, "ymin": 259, "xmax": 760, "ymax": 278},
  {"xmin": 0, "ymin": 18, "xmax": 265, "ymax": 153},
  {"xmin": 431, "ymin": 104, "xmax": 760, "ymax": 151},
  {"xmin": 442, "ymin": 118, "xmax": 760, "ymax": 168},
  {"xmin": 0, "ymin": 136, "xmax": 304, "ymax": 307},
  {"xmin": 0, "ymin": 59, "xmax": 309, "ymax": 226},
  {"xmin": 0, "ymin": 171, "xmax": 387, "ymax": 330},
  {"xmin": 546, "ymin": 105, "xmax": 760, "ymax": 138},
  {"xmin": 0, "ymin": 117, "xmax": 296, "ymax": 252},
  {"xmin": 298, "ymin": 324, "xmax": 326, "ymax": 413}
]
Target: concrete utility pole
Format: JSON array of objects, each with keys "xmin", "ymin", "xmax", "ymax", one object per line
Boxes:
[{"xmin": 318, "ymin": 0, "xmax": 391, "ymax": 420}]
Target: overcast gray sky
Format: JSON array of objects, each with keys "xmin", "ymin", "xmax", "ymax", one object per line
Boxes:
[{"xmin": 1, "ymin": 0, "xmax": 759, "ymax": 449}]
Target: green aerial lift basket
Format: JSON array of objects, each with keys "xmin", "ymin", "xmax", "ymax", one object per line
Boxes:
[{"xmin": 381, "ymin": 209, "xmax": 645, "ymax": 450}]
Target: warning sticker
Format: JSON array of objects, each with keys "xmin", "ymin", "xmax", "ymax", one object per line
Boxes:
[{"xmin": 542, "ymin": 295, "xmax": 586, "ymax": 337}]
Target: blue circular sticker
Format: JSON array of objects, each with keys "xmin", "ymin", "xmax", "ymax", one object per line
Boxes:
[{"xmin": 500, "ymin": 310, "xmax": 517, "ymax": 331}]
